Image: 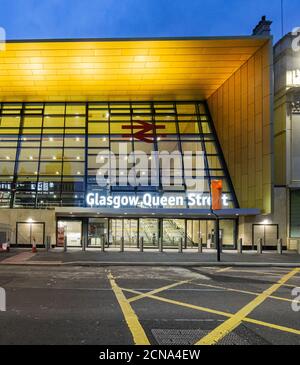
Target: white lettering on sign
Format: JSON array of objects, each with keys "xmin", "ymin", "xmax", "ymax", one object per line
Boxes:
[{"xmin": 86, "ymin": 192, "xmax": 229, "ymax": 209}]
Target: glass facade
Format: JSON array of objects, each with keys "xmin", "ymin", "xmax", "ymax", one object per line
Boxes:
[
  {"xmin": 57, "ymin": 217, "xmax": 237, "ymax": 249},
  {"xmin": 0, "ymin": 101, "xmax": 237, "ymax": 209}
]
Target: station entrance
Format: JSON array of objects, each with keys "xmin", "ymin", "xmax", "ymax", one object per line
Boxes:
[{"xmin": 56, "ymin": 217, "xmax": 237, "ymax": 250}]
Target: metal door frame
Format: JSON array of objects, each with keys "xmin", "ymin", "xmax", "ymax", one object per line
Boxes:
[
  {"xmin": 16, "ymin": 221, "xmax": 45, "ymax": 247},
  {"xmin": 109, "ymin": 218, "xmax": 139, "ymax": 247},
  {"xmin": 56, "ymin": 218, "xmax": 84, "ymax": 248},
  {"xmin": 252, "ymin": 224, "xmax": 279, "ymax": 249}
]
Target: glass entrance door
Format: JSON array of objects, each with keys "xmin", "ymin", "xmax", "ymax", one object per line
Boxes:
[
  {"xmin": 162, "ymin": 219, "xmax": 186, "ymax": 247},
  {"xmin": 186, "ymin": 219, "xmax": 235, "ymax": 249},
  {"xmin": 139, "ymin": 218, "xmax": 159, "ymax": 247},
  {"xmin": 109, "ymin": 219, "xmax": 138, "ymax": 248},
  {"xmin": 88, "ymin": 218, "xmax": 108, "ymax": 247},
  {"xmin": 57, "ymin": 220, "xmax": 82, "ymax": 247}
]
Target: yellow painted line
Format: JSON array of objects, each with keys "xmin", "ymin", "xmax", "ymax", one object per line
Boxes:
[
  {"xmin": 128, "ymin": 279, "xmax": 191, "ymax": 303},
  {"xmin": 107, "ymin": 272, "xmax": 150, "ymax": 345},
  {"xmin": 216, "ymin": 267, "xmax": 232, "ymax": 273},
  {"xmin": 123, "ymin": 287, "xmax": 232, "ymax": 318},
  {"xmin": 192, "ymin": 281, "xmax": 300, "ymax": 305},
  {"xmin": 243, "ymin": 317, "xmax": 300, "ymax": 336},
  {"xmin": 122, "ymin": 287, "xmax": 300, "ymax": 337},
  {"xmin": 228, "ymin": 269, "xmax": 289, "ymax": 277},
  {"xmin": 196, "ymin": 268, "xmax": 300, "ymax": 345}
]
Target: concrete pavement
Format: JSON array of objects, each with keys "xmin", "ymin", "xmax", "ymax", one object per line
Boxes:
[{"xmin": 0, "ymin": 248, "xmax": 299, "ymax": 267}]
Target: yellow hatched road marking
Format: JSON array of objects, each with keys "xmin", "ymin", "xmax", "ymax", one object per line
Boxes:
[
  {"xmin": 123, "ymin": 287, "xmax": 232, "ymax": 317},
  {"xmin": 192, "ymin": 281, "xmax": 300, "ymax": 305},
  {"xmin": 128, "ymin": 279, "xmax": 191, "ymax": 303},
  {"xmin": 196, "ymin": 268, "xmax": 300, "ymax": 345},
  {"xmin": 107, "ymin": 272, "xmax": 150, "ymax": 345},
  {"xmin": 227, "ymin": 269, "xmax": 291, "ymax": 277},
  {"xmin": 122, "ymin": 286, "xmax": 300, "ymax": 337}
]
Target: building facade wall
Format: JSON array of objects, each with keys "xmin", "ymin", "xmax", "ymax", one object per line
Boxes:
[
  {"xmin": 207, "ymin": 41, "xmax": 273, "ymax": 214},
  {"xmin": 274, "ymin": 33, "xmax": 300, "ymax": 249},
  {"xmin": 0, "ymin": 209, "xmax": 55, "ymax": 246}
]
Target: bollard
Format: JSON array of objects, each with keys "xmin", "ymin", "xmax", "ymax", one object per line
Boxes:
[
  {"xmin": 140, "ymin": 237, "xmax": 144, "ymax": 252},
  {"xmin": 64, "ymin": 236, "xmax": 67, "ymax": 252},
  {"xmin": 101, "ymin": 236, "xmax": 105, "ymax": 252},
  {"xmin": 159, "ymin": 237, "xmax": 163, "ymax": 252},
  {"xmin": 198, "ymin": 237, "xmax": 203, "ymax": 253},
  {"xmin": 238, "ymin": 238, "xmax": 243, "ymax": 254},
  {"xmin": 120, "ymin": 237, "xmax": 124, "ymax": 252},
  {"xmin": 297, "ymin": 240, "xmax": 300, "ymax": 255},
  {"xmin": 46, "ymin": 236, "xmax": 51, "ymax": 252},
  {"xmin": 277, "ymin": 238, "xmax": 283, "ymax": 255},
  {"xmin": 257, "ymin": 238, "xmax": 263, "ymax": 254},
  {"xmin": 178, "ymin": 238, "xmax": 183, "ymax": 253}
]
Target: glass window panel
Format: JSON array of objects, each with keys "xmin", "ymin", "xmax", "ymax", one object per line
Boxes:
[
  {"xmin": 198, "ymin": 103, "xmax": 206, "ymax": 114},
  {"xmin": 23, "ymin": 129, "xmax": 42, "ymax": 135},
  {"xmin": 64, "ymin": 149, "xmax": 84, "ymax": 161},
  {"xmin": 132, "ymin": 115, "xmax": 152, "ymax": 121},
  {"xmin": 64, "ymin": 128, "xmax": 85, "ymax": 134},
  {"xmin": 110, "ymin": 122, "xmax": 131, "ymax": 134},
  {"xmin": 88, "ymin": 136, "xmax": 109, "ymax": 148},
  {"xmin": 205, "ymin": 142, "xmax": 218, "ymax": 154},
  {"xmin": 0, "ymin": 162, "xmax": 15, "ymax": 175},
  {"xmin": 23, "ymin": 116, "xmax": 42, "ymax": 128},
  {"xmin": 65, "ymin": 116, "xmax": 85, "ymax": 128},
  {"xmin": 133, "ymin": 142, "xmax": 155, "ymax": 154},
  {"xmin": 178, "ymin": 122, "xmax": 199, "ymax": 134},
  {"xmin": 2, "ymin": 103, "xmax": 22, "ymax": 110},
  {"xmin": 43, "ymin": 117, "xmax": 64, "ymax": 128},
  {"xmin": 18, "ymin": 162, "xmax": 39, "ymax": 175},
  {"xmin": 89, "ymin": 102, "xmax": 108, "ymax": 108},
  {"xmin": 111, "ymin": 142, "xmax": 132, "ymax": 154},
  {"xmin": 0, "ymin": 137, "xmax": 18, "ymax": 147},
  {"xmin": 0, "ymin": 148, "xmax": 17, "ymax": 160},
  {"xmin": 207, "ymin": 155, "xmax": 221, "ymax": 169},
  {"xmin": 44, "ymin": 104, "xmax": 65, "ymax": 115},
  {"xmin": 176, "ymin": 103, "xmax": 196, "ymax": 114},
  {"xmin": 201, "ymin": 122, "xmax": 211, "ymax": 133},
  {"xmin": 42, "ymin": 136, "xmax": 64, "ymax": 147},
  {"xmin": 88, "ymin": 156, "xmax": 100, "ymax": 169},
  {"xmin": 25, "ymin": 103, "xmax": 43, "ymax": 109},
  {"xmin": 88, "ymin": 122, "xmax": 109, "ymax": 134},
  {"xmin": 110, "ymin": 115, "xmax": 131, "ymax": 122},
  {"xmin": 158, "ymin": 122, "xmax": 176, "ymax": 134},
  {"xmin": 66, "ymin": 104, "xmax": 86, "ymax": 115},
  {"xmin": 63, "ymin": 162, "xmax": 84, "ymax": 176},
  {"xmin": 110, "ymin": 103, "xmax": 130, "ymax": 109},
  {"xmin": 88, "ymin": 109, "xmax": 109, "ymax": 121},
  {"xmin": 40, "ymin": 149, "xmax": 63, "ymax": 161},
  {"xmin": 181, "ymin": 142, "xmax": 203, "ymax": 152},
  {"xmin": 157, "ymin": 141, "xmax": 179, "ymax": 152},
  {"xmin": 0, "ymin": 116, "xmax": 21, "ymax": 128},
  {"xmin": 39, "ymin": 162, "xmax": 62, "ymax": 175},
  {"xmin": 43, "ymin": 128, "xmax": 64, "ymax": 134},
  {"xmin": 64, "ymin": 136, "xmax": 85, "ymax": 147},
  {"xmin": 19, "ymin": 148, "xmax": 40, "ymax": 161}
]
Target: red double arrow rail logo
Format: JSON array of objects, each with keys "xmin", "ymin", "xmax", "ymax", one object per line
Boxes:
[{"xmin": 122, "ymin": 121, "xmax": 166, "ymax": 143}]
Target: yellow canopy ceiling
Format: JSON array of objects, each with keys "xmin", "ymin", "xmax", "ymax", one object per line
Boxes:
[{"xmin": 0, "ymin": 37, "xmax": 268, "ymax": 102}]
